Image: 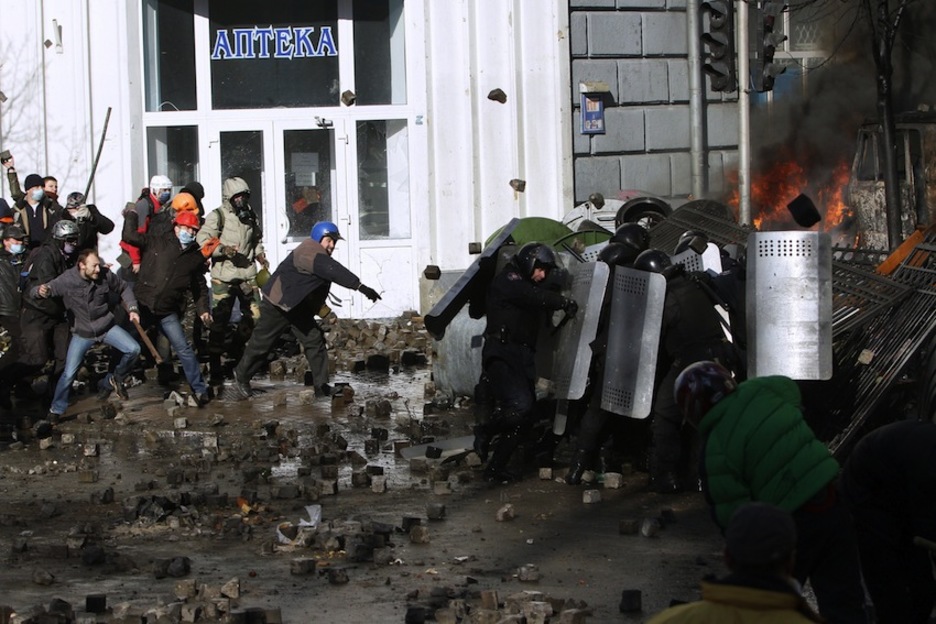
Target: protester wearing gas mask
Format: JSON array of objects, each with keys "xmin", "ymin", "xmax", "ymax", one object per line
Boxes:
[
  {"xmin": 196, "ymin": 176, "xmax": 268, "ymax": 384},
  {"xmin": 61, "ymin": 192, "xmax": 115, "ymax": 251}
]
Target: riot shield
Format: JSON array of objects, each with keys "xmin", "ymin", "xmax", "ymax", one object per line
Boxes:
[
  {"xmin": 747, "ymin": 231, "xmax": 832, "ymax": 380},
  {"xmin": 424, "ymin": 218, "xmax": 520, "ymax": 339},
  {"xmin": 580, "ymin": 240, "xmax": 609, "ymax": 263},
  {"xmin": 601, "ymin": 267, "xmax": 666, "ymax": 418},
  {"xmin": 551, "ymin": 261, "xmax": 610, "ymax": 401},
  {"xmin": 671, "ymin": 242, "xmax": 723, "ymax": 274}
]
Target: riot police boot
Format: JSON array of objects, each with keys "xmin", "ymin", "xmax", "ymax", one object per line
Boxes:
[
  {"xmin": 600, "ymin": 446, "xmax": 625, "ymax": 474},
  {"xmin": 483, "ymin": 430, "xmax": 522, "ymax": 483},
  {"xmin": 565, "ymin": 449, "xmax": 594, "ymax": 485},
  {"xmin": 472, "ymin": 423, "xmax": 494, "ymax": 462}
]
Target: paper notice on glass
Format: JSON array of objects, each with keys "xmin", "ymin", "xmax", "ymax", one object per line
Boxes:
[{"xmin": 292, "ymin": 152, "xmax": 319, "ymax": 186}]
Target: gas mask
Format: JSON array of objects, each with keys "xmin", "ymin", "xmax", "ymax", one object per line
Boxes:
[{"xmin": 231, "ymin": 194, "xmax": 253, "ymax": 223}]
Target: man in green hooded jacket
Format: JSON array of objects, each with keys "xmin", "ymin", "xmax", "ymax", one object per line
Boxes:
[{"xmin": 674, "ymin": 361, "xmax": 867, "ymax": 623}]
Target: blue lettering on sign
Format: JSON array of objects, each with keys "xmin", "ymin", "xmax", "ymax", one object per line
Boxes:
[
  {"xmin": 211, "ymin": 25, "xmax": 339, "ymax": 60},
  {"xmin": 253, "ymin": 26, "xmax": 274, "ymax": 59}
]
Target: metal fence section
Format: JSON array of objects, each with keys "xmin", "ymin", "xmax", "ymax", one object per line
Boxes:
[{"xmin": 649, "ymin": 200, "xmax": 753, "ymax": 253}]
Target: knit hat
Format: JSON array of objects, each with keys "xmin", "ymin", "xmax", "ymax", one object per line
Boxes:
[
  {"xmin": 24, "ymin": 173, "xmax": 44, "ymax": 190},
  {"xmin": 183, "ymin": 181, "xmax": 205, "ymax": 200},
  {"xmin": 66, "ymin": 192, "xmax": 86, "ymax": 209},
  {"xmin": 725, "ymin": 503, "xmax": 797, "ymax": 567}
]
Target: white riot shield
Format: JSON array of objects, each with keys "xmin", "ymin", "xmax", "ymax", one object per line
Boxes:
[
  {"xmin": 671, "ymin": 242, "xmax": 723, "ymax": 274},
  {"xmin": 601, "ymin": 267, "xmax": 667, "ymax": 418},
  {"xmin": 747, "ymin": 231, "xmax": 832, "ymax": 380},
  {"xmin": 551, "ymin": 262, "xmax": 610, "ymax": 400}
]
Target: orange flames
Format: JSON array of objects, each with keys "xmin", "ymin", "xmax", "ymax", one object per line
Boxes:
[{"xmin": 727, "ymin": 159, "xmax": 853, "ymax": 230}]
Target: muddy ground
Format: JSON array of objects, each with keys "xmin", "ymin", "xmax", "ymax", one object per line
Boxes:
[{"xmin": 0, "ymin": 365, "xmax": 726, "ymax": 623}]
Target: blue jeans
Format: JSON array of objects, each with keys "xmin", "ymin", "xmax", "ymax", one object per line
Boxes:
[
  {"xmin": 50, "ymin": 325, "xmax": 141, "ymax": 416},
  {"xmin": 154, "ymin": 312, "xmax": 208, "ymax": 395}
]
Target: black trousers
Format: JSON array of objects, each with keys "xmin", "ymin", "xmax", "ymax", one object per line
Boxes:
[{"xmin": 233, "ymin": 299, "xmax": 328, "ymax": 387}]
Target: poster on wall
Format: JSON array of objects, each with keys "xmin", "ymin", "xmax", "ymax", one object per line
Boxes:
[{"xmin": 580, "ymin": 93, "xmax": 605, "ymax": 135}]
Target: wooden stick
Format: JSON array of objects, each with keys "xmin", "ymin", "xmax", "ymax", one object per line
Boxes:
[{"xmin": 82, "ymin": 107, "xmax": 112, "ymax": 199}]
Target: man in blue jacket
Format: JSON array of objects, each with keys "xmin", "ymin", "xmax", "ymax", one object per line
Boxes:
[{"xmin": 228, "ymin": 221, "xmax": 380, "ymax": 400}]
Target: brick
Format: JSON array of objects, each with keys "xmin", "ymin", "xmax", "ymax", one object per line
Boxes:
[
  {"xmin": 409, "ymin": 525, "xmax": 430, "ymax": 544},
  {"xmin": 433, "ymin": 481, "xmax": 452, "ymax": 495},
  {"xmin": 603, "ymin": 472, "xmax": 624, "ymax": 489},
  {"xmin": 371, "ymin": 476, "xmax": 387, "ymax": 493},
  {"xmin": 174, "ymin": 579, "xmax": 197, "ymax": 601},
  {"xmin": 558, "ymin": 608, "xmax": 591, "ymax": 623},
  {"xmin": 496, "ymin": 504, "xmax": 515, "ymax": 522},
  {"xmin": 538, "ymin": 467, "xmax": 553, "ymax": 480},
  {"xmin": 518, "ymin": 564, "xmax": 540, "ymax": 582},
  {"xmin": 426, "ymin": 503, "xmax": 446, "ymax": 521},
  {"xmin": 480, "ymin": 590, "xmax": 499, "ymax": 610},
  {"xmin": 583, "ymin": 489, "xmax": 602, "ymax": 504}
]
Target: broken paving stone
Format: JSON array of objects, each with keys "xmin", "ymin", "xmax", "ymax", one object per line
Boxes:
[
  {"xmin": 582, "ymin": 490, "xmax": 601, "ymax": 504},
  {"xmin": 327, "ymin": 567, "xmax": 349, "ymax": 585},
  {"xmin": 480, "ymin": 590, "xmax": 499, "ymax": 610},
  {"xmin": 539, "ymin": 467, "xmax": 553, "ymax": 480},
  {"xmin": 173, "ymin": 416, "xmax": 188, "ymax": 429},
  {"xmin": 371, "ymin": 476, "xmax": 387, "ymax": 493},
  {"xmin": 518, "ymin": 564, "xmax": 540, "ymax": 582},
  {"xmin": 401, "ymin": 516, "xmax": 422, "ymax": 532},
  {"xmin": 409, "ymin": 525, "xmax": 430, "ymax": 544},
  {"xmin": 426, "ymin": 503, "xmax": 446, "ymax": 521},
  {"xmin": 83, "ymin": 442, "xmax": 100, "ymax": 457},
  {"xmin": 433, "ymin": 481, "xmax": 452, "ymax": 495},
  {"xmin": 619, "ymin": 589, "xmax": 642, "ymax": 613},
  {"xmin": 640, "ymin": 518, "xmax": 661, "ymax": 538},
  {"xmin": 496, "ymin": 504, "xmax": 515, "ymax": 522},
  {"xmin": 558, "ymin": 608, "xmax": 590, "ymax": 623},
  {"xmin": 404, "ymin": 606, "xmax": 428, "ymax": 623},
  {"xmin": 221, "ymin": 577, "xmax": 240, "ymax": 599},
  {"xmin": 85, "ymin": 594, "xmax": 107, "ymax": 614},
  {"xmin": 351, "ymin": 471, "xmax": 371, "ymax": 488},
  {"xmin": 603, "ymin": 472, "xmax": 624, "ymax": 489},
  {"xmin": 32, "ymin": 569, "xmax": 55, "ymax": 585},
  {"xmin": 39, "ymin": 436, "xmax": 54, "ymax": 450},
  {"xmin": 364, "ymin": 439, "xmax": 380, "ymax": 455},
  {"xmin": 174, "ymin": 579, "xmax": 198, "ymax": 601}
]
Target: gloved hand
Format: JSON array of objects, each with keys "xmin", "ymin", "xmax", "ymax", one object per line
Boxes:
[
  {"xmin": 358, "ymin": 284, "xmax": 381, "ymax": 302},
  {"xmin": 561, "ymin": 297, "xmax": 578, "ymax": 318},
  {"xmin": 218, "ymin": 244, "xmax": 238, "ymax": 259}
]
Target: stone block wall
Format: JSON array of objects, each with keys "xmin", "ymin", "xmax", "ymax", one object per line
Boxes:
[{"xmin": 570, "ymin": 0, "xmax": 738, "ymax": 204}]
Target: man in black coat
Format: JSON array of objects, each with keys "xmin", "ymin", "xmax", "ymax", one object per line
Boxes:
[
  {"xmin": 0, "ymin": 225, "xmax": 27, "ymax": 412},
  {"xmin": 840, "ymin": 420, "xmax": 936, "ymax": 624},
  {"xmin": 122, "ymin": 210, "xmax": 211, "ymax": 405},
  {"xmin": 61, "ymin": 192, "xmax": 114, "ymax": 251}
]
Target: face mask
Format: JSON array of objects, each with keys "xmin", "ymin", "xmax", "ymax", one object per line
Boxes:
[
  {"xmin": 178, "ymin": 230, "xmax": 196, "ymax": 246},
  {"xmin": 63, "ymin": 242, "xmax": 77, "ymax": 255},
  {"xmin": 31, "ymin": 189, "xmax": 45, "ymax": 202},
  {"xmin": 158, "ymin": 191, "xmax": 171, "ymax": 205},
  {"xmin": 10, "ymin": 243, "xmax": 24, "ymax": 255}
]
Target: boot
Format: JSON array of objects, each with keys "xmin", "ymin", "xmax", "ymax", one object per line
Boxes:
[
  {"xmin": 483, "ymin": 428, "xmax": 522, "ymax": 483},
  {"xmin": 472, "ymin": 423, "xmax": 494, "ymax": 462},
  {"xmin": 565, "ymin": 449, "xmax": 593, "ymax": 485}
]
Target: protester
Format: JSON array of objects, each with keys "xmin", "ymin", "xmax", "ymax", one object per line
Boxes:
[
  {"xmin": 61, "ymin": 192, "xmax": 114, "ymax": 251},
  {"xmin": 228, "ymin": 221, "xmax": 380, "ymax": 400},
  {"xmin": 119, "ymin": 174, "xmax": 173, "ymax": 275},
  {"xmin": 196, "ymin": 177, "xmax": 267, "ymax": 382},
  {"xmin": 0, "ymin": 225, "xmax": 28, "ymax": 411},
  {"xmin": 33, "ymin": 250, "xmax": 140, "ymax": 422},
  {"xmin": 122, "ymin": 209, "xmax": 211, "ymax": 406},
  {"xmin": 674, "ymin": 361, "xmax": 868, "ymax": 623},
  {"xmin": 840, "ymin": 420, "xmax": 936, "ymax": 624},
  {"xmin": 11, "ymin": 171, "xmax": 61, "ymax": 250},
  {"xmin": 648, "ymin": 503, "xmax": 823, "ymax": 623}
]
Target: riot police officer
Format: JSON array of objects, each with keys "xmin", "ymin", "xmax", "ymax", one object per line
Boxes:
[
  {"xmin": 634, "ymin": 248, "xmax": 737, "ymax": 493},
  {"xmin": 473, "ymin": 242, "xmax": 577, "ymax": 482}
]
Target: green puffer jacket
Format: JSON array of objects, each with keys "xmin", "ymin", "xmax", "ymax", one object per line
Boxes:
[{"xmin": 698, "ymin": 375, "xmax": 840, "ymax": 529}]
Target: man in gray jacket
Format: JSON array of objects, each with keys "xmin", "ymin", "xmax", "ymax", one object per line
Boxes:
[
  {"xmin": 196, "ymin": 177, "xmax": 267, "ymax": 382},
  {"xmin": 34, "ymin": 250, "xmax": 141, "ymax": 422}
]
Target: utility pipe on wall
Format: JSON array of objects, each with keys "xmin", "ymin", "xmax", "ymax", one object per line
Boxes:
[{"xmin": 687, "ymin": 0, "xmax": 705, "ymax": 199}]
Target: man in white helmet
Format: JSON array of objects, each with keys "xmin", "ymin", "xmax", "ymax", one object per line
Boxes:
[{"xmin": 119, "ymin": 174, "xmax": 173, "ymax": 275}]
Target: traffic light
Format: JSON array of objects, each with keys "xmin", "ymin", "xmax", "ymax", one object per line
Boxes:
[
  {"xmin": 754, "ymin": 1, "xmax": 788, "ymax": 92},
  {"xmin": 701, "ymin": 0, "xmax": 737, "ymax": 92}
]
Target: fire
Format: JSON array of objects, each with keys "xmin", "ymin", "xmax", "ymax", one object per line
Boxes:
[{"xmin": 727, "ymin": 157, "xmax": 854, "ymax": 230}]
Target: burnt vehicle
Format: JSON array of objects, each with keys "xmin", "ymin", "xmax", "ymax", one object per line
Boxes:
[{"xmin": 847, "ymin": 110, "xmax": 936, "ymax": 250}]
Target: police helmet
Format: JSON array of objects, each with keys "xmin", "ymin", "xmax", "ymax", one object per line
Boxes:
[
  {"xmin": 515, "ymin": 242, "xmax": 558, "ymax": 279},
  {"xmin": 674, "ymin": 361, "xmax": 737, "ymax": 425},
  {"xmin": 611, "ymin": 223, "xmax": 650, "ymax": 249},
  {"xmin": 51, "ymin": 219, "xmax": 80, "ymax": 241},
  {"xmin": 633, "ymin": 249, "xmax": 672, "ymax": 274},
  {"xmin": 674, "ymin": 230, "xmax": 709, "ymax": 255},
  {"xmin": 598, "ymin": 242, "xmax": 640, "ymax": 267},
  {"xmin": 310, "ymin": 221, "xmax": 344, "ymax": 243}
]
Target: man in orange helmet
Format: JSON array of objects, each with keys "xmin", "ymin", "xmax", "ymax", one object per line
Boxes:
[{"xmin": 121, "ymin": 209, "xmax": 212, "ymax": 405}]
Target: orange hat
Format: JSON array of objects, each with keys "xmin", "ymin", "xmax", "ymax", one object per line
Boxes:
[
  {"xmin": 174, "ymin": 211, "xmax": 200, "ymax": 229},
  {"xmin": 171, "ymin": 192, "xmax": 198, "ymax": 213}
]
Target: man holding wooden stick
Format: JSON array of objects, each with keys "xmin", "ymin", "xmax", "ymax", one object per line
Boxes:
[{"xmin": 33, "ymin": 250, "xmax": 140, "ymax": 422}]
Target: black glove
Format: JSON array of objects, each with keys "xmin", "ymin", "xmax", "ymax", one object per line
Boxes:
[
  {"xmin": 561, "ymin": 297, "xmax": 578, "ymax": 318},
  {"xmin": 359, "ymin": 284, "xmax": 381, "ymax": 302}
]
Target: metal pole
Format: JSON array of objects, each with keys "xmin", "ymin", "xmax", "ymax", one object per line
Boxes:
[
  {"xmin": 737, "ymin": 0, "xmax": 752, "ymax": 225},
  {"xmin": 83, "ymin": 106, "xmax": 112, "ymax": 200},
  {"xmin": 687, "ymin": 0, "xmax": 706, "ymax": 198}
]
